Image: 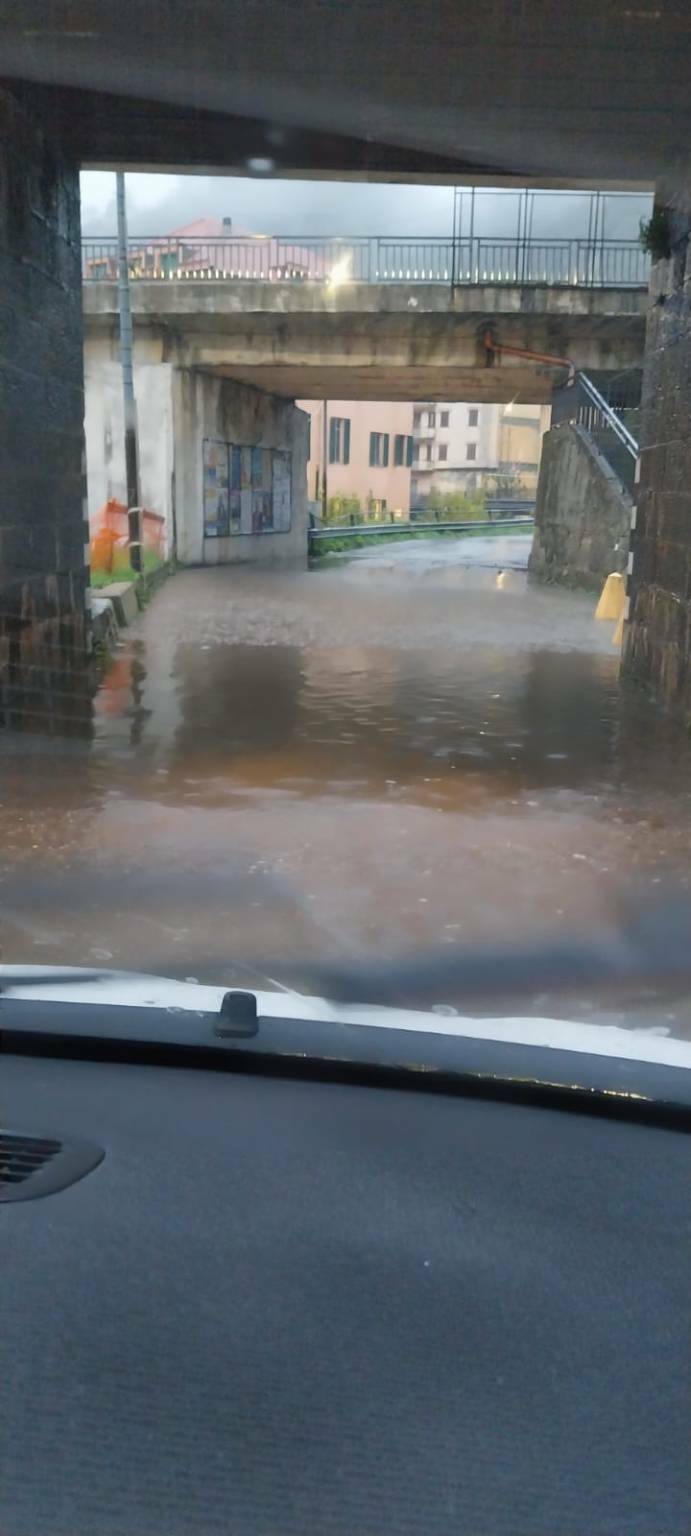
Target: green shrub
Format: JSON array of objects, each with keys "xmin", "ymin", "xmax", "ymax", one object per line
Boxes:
[
  {"xmin": 325, "ymin": 493, "xmax": 363, "ymax": 525},
  {"xmin": 639, "ymin": 207, "xmax": 673, "ymax": 262},
  {"xmin": 425, "ymin": 488, "xmax": 487, "ymax": 521}
]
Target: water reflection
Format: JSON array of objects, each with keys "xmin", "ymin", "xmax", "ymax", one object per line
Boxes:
[{"xmin": 2, "ymin": 543, "xmax": 691, "ymax": 1037}]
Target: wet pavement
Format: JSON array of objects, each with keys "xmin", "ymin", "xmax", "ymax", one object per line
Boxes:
[{"xmin": 2, "ymin": 532, "xmax": 691, "ymax": 1038}]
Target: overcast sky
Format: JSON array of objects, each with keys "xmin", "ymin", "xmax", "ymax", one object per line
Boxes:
[{"xmin": 80, "ymin": 171, "xmax": 651, "ymax": 241}]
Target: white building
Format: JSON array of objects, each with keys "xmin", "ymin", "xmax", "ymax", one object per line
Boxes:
[
  {"xmin": 410, "ymin": 401, "xmax": 549, "ymax": 506},
  {"xmin": 410, "ymin": 402, "xmax": 500, "ymax": 504}
]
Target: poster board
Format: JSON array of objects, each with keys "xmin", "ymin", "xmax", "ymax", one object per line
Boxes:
[
  {"xmin": 203, "ymin": 439, "xmax": 292, "ymax": 537},
  {"xmin": 202, "ymin": 439, "xmax": 230, "ymax": 537},
  {"xmin": 272, "ymin": 452, "xmax": 292, "ymax": 532}
]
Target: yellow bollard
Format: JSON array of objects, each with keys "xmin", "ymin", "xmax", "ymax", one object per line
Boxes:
[
  {"xmin": 612, "ymin": 609, "xmax": 625, "ymax": 648},
  {"xmin": 595, "ymin": 571, "xmax": 625, "ymax": 621}
]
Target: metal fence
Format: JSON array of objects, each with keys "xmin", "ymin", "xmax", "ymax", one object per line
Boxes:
[{"xmin": 81, "ymin": 234, "xmax": 649, "ymax": 288}]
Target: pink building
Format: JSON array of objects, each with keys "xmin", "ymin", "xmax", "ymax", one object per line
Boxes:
[
  {"xmin": 299, "ymin": 400, "xmax": 415, "ymax": 519},
  {"xmin": 85, "ymin": 217, "xmax": 327, "ymax": 282}
]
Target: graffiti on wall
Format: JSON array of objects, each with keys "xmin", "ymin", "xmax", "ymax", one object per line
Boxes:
[
  {"xmin": 90, "ymin": 498, "xmax": 165, "ymax": 574},
  {"xmin": 203, "ymin": 439, "xmax": 292, "ymax": 538}
]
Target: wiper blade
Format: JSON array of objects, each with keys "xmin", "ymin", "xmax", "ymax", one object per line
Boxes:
[{"xmin": 0, "ymin": 969, "xmax": 107, "ymax": 993}]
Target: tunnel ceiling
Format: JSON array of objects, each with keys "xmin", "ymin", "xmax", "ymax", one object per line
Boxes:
[{"xmin": 2, "ymin": 2, "xmax": 691, "ymax": 184}]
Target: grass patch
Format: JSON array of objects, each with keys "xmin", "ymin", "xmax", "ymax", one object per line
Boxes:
[{"xmin": 90, "ymin": 549, "xmax": 167, "ymax": 589}]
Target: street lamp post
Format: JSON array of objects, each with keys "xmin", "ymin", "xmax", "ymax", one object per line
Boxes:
[
  {"xmin": 322, "ymin": 400, "xmax": 328, "ymax": 523},
  {"xmin": 116, "ymin": 171, "xmax": 142, "ymax": 574}
]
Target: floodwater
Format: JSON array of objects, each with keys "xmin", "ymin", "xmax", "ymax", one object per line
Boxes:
[{"xmin": 3, "ymin": 532, "xmax": 691, "ymax": 1039}]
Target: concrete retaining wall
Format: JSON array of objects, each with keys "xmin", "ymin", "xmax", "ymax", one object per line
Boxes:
[
  {"xmin": 529, "ymin": 422, "xmax": 632, "ymax": 591},
  {"xmin": 172, "ymin": 370, "xmax": 309, "ymax": 566}
]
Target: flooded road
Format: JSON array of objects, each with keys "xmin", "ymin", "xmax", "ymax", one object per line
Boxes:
[{"xmin": 3, "ymin": 532, "xmax": 691, "ymax": 1038}]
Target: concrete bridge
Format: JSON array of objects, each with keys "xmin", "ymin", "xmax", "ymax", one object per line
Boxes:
[{"xmin": 84, "ymin": 276, "xmax": 646, "ymax": 404}]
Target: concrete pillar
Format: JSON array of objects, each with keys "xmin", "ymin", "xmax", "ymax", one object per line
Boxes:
[
  {"xmin": 623, "ymin": 159, "xmax": 691, "ymax": 713},
  {"xmin": 0, "ymin": 85, "xmax": 90, "ymax": 731}
]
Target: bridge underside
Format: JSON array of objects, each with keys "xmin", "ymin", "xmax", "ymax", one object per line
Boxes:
[
  {"xmin": 201, "ymin": 363, "xmax": 557, "ymax": 405},
  {"xmin": 84, "ymin": 281, "xmax": 646, "ymax": 405},
  {"xmin": 4, "ymin": 5, "xmax": 690, "ymax": 184}
]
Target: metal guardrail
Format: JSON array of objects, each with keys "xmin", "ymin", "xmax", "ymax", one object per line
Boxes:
[
  {"xmin": 82, "ymin": 235, "xmax": 649, "ymax": 289},
  {"xmin": 410, "ymin": 500, "xmax": 535, "ymax": 523},
  {"xmin": 309, "ymin": 516, "xmax": 534, "ymax": 544}
]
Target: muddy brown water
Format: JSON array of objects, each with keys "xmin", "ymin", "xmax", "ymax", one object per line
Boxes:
[{"xmin": 2, "ymin": 534, "xmax": 691, "ymax": 1040}]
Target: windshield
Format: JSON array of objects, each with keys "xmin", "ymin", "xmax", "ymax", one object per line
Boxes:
[{"xmin": 1, "ymin": 110, "xmax": 689, "ymax": 1051}]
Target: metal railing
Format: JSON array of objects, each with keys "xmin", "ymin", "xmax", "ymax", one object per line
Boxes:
[
  {"xmin": 308, "ymin": 515, "xmax": 534, "ymax": 549},
  {"xmin": 552, "ymin": 371, "xmax": 639, "ymax": 492},
  {"xmin": 81, "ymin": 234, "xmax": 650, "ymax": 289}
]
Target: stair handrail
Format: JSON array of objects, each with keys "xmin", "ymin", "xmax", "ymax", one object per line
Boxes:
[{"xmin": 574, "ymin": 371, "xmax": 639, "ymax": 457}]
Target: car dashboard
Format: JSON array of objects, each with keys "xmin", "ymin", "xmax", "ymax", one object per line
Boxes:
[{"xmin": 2, "ymin": 1031, "xmax": 689, "ymax": 1536}]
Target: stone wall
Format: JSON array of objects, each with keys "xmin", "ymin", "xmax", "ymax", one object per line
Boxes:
[
  {"xmin": 623, "ymin": 163, "xmax": 691, "ymax": 714},
  {"xmin": 0, "ymin": 86, "xmax": 89, "ymax": 730},
  {"xmin": 529, "ymin": 422, "xmax": 632, "ymax": 590},
  {"xmin": 172, "ymin": 370, "xmax": 309, "ymax": 566}
]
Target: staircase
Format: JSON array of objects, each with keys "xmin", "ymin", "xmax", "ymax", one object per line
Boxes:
[{"xmin": 550, "ymin": 370, "xmax": 639, "ymax": 492}]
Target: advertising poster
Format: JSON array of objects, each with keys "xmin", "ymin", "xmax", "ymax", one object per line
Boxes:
[
  {"xmin": 202, "ymin": 439, "xmax": 230, "ymax": 538},
  {"xmin": 229, "ymin": 446, "xmax": 243, "ymax": 533},
  {"xmin": 251, "ymin": 447, "xmax": 264, "ymax": 488},
  {"xmin": 272, "ymin": 452, "xmax": 292, "ymax": 532},
  {"xmin": 205, "ymin": 440, "xmax": 292, "ymax": 539},
  {"xmin": 240, "ymin": 488, "xmax": 253, "ymax": 533},
  {"xmin": 251, "ymin": 489, "xmax": 273, "ymax": 533}
]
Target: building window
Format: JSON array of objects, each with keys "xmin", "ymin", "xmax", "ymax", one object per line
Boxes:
[
  {"xmin": 329, "ymin": 416, "xmax": 351, "ymax": 465},
  {"xmin": 468, "ymin": 408, "xmax": 479, "ymax": 427},
  {"xmin": 427, "ymin": 411, "xmax": 436, "ymax": 429},
  {"xmin": 424, "ymin": 444, "xmax": 432, "ymax": 463},
  {"xmin": 466, "ymin": 442, "xmax": 477, "ymax": 460},
  {"xmin": 440, "ymin": 411, "xmax": 450, "ymax": 428},
  {"xmin": 394, "ymin": 434, "xmax": 415, "ymax": 467},
  {"xmin": 438, "ymin": 444, "xmax": 448, "ymax": 462},
  {"xmin": 369, "ymin": 432, "xmax": 389, "ymax": 467}
]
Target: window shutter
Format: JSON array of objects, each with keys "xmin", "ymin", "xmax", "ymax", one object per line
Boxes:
[
  {"xmin": 406, "ymin": 435, "xmax": 413, "ymax": 467},
  {"xmin": 369, "ymin": 432, "xmax": 376, "ymax": 467},
  {"xmin": 329, "ymin": 417, "xmax": 338, "ymax": 463},
  {"xmin": 383, "ymin": 434, "xmax": 389, "ymax": 467},
  {"xmin": 343, "ymin": 418, "xmax": 351, "ymax": 465}
]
